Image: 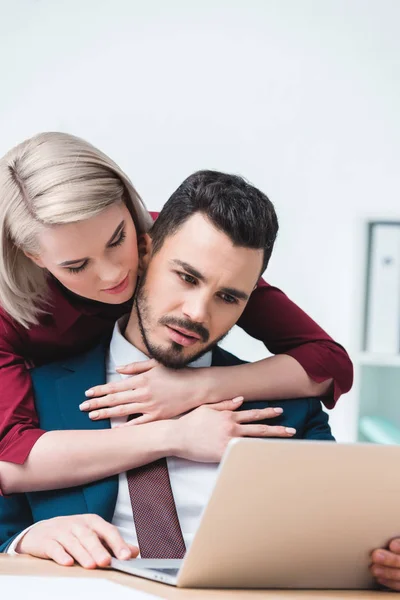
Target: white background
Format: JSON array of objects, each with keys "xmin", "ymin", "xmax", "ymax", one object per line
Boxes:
[{"xmin": 1, "ymin": 0, "xmax": 399, "ymax": 440}]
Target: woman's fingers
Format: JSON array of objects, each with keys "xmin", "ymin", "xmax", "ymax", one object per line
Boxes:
[
  {"xmin": 84, "ymin": 375, "xmax": 146, "ymax": 400},
  {"xmin": 233, "ymin": 406, "xmax": 296, "ymax": 435},
  {"xmin": 206, "ymin": 397, "xmax": 244, "ymax": 411},
  {"xmin": 238, "ymin": 423, "xmax": 296, "ymax": 437},
  {"xmin": 235, "ymin": 406, "xmax": 283, "ymax": 424},
  {"xmin": 116, "ymin": 359, "xmax": 157, "ymax": 374},
  {"xmin": 81, "ymin": 389, "xmax": 149, "ymax": 413},
  {"xmin": 88, "ymin": 403, "xmax": 144, "ymax": 420}
]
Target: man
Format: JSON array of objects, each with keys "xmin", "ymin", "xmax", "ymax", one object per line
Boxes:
[{"xmin": 0, "ymin": 171, "xmax": 333, "ymax": 570}]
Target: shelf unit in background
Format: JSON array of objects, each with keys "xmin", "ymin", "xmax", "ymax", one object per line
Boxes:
[{"xmin": 356, "ymin": 219, "xmax": 400, "ymax": 444}]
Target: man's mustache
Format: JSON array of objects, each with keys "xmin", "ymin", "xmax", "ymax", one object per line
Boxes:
[{"xmin": 159, "ymin": 316, "xmax": 210, "ymax": 343}]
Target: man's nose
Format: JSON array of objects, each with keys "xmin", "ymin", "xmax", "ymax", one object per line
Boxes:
[{"xmin": 182, "ymin": 294, "xmax": 209, "ymax": 324}]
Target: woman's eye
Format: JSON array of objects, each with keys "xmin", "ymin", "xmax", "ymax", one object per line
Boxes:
[
  {"xmin": 109, "ymin": 230, "xmax": 126, "ymax": 248},
  {"xmin": 66, "ymin": 262, "xmax": 88, "ymax": 274}
]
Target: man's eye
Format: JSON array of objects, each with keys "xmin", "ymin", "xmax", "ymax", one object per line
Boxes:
[
  {"xmin": 219, "ymin": 293, "xmax": 237, "ymax": 304},
  {"xmin": 179, "ymin": 273, "xmax": 197, "ymax": 285},
  {"xmin": 66, "ymin": 262, "xmax": 88, "ymax": 274}
]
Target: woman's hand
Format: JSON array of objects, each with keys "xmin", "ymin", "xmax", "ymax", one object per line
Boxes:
[{"xmin": 80, "ymin": 359, "xmax": 206, "ymax": 424}]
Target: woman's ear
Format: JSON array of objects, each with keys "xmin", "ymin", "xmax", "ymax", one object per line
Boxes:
[
  {"xmin": 137, "ymin": 234, "xmax": 152, "ymax": 276},
  {"xmin": 23, "ymin": 251, "xmax": 45, "ymax": 268}
]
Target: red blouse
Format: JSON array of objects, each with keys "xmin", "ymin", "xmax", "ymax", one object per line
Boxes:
[
  {"xmin": 0, "ymin": 211, "xmax": 353, "ymax": 464},
  {"xmin": 0, "ymin": 273, "xmax": 353, "ymax": 466}
]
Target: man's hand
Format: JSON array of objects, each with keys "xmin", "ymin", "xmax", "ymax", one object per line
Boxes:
[
  {"xmin": 16, "ymin": 515, "xmax": 138, "ymax": 569},
  {"xmin": 370, "ymin": 538, "xmax": 400, "ymax": 590},
  {"xmin": 172, "ymin": 397, "xmax": 296, "ymax": 463}
]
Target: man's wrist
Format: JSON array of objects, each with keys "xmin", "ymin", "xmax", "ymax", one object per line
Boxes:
[{"xmin": 7, "ymin": 524, "xmax": 39, "ymax": 555}]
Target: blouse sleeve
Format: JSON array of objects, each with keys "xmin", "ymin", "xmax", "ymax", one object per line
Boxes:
[
  {"xmin": 0, "ymin": 311, "xmax": 46, "ymax": 472},
  {"xmin": 237, "ymin": 278, "xmax": 353, "ymax": 408}
]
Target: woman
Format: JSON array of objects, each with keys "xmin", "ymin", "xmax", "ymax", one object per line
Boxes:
[{"xmin": 0, "ymin": 132, "xmax": 353, "ymax": 495}]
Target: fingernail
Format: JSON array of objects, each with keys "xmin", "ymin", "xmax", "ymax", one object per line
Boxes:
[
  {"xmin": 119, "ymin": 548, "xmax": 131, "ymax": 560},
  {"xmin": 232, "ymin": 396, "xmax": 244, "ymax": 403},
  {"xmin": 79, "ymin": 402, "xmax": 89, "ymax": 411},
  {"xmin": 376, "ymin": 551, "xmax": 386, "ymax": 561},
  {"xmin": 116, "ymin": 365, "xmax": 127, "ymax": 370},
  {"xmin": 285, "ymin": 427, "xmax": 296, "ymax": 434},
  {"xmin": 90, "ymin": 411, "xmax": 99, "ymax": 419},
  {"xmin": 273, "ymin": 407, "xmax": 283, "ymax": 414},
  {"xmin": 392, "ymin": 541, "xmax": 400, "ymax": 551},
  {"xmin": 85, "ymin": 389, "xmax": 94, "ymax": 397}
]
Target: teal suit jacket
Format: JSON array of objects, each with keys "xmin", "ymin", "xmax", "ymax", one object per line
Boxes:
[{"xmin": 0, "ymin": 341, "xmax": 334, "ymax": 552}]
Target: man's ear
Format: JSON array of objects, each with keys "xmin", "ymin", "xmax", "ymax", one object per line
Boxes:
[
  {"xmin": 23, "ymin": 251, "xmax": 45, "ymax": 268},
  {"xmin": 137, "ymin": 234, "xmax": 152, "ymax": 276}
]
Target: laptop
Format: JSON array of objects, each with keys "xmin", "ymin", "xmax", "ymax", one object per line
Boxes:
[{"xmin": 111, "ymin": 438, "xmax": 400, "ymax": 588}]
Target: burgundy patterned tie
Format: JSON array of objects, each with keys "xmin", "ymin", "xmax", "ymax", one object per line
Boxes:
[{"xmin": 127, "ymin": 458, "xmax": 186, "ymax": 558}]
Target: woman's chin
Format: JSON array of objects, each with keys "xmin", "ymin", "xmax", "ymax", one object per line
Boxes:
[
  {"xmin": 97, "ymin": 272, "xmax": 136, "ymax": 304},
  {"xmin": 99, "ymin": 285, "xmax": 135, "ymax": 304}
]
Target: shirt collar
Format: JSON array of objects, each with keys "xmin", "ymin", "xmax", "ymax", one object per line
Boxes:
[{"xmin": 109, "ymin": 316, "xmax": 212, "ymax": 370}]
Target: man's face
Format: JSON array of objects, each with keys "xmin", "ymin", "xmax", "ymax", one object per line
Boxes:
[{"xmin": 130, "ymin": 213, "xmax": 264, "ymax": 368}]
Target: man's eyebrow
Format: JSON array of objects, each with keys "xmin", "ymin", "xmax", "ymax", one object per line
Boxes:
[
  {"xmin": 220, "ymin": 287, "xmax": 249, "ymax": 302},
  {"xmin": 171, "ymin": 260, "xmax": 206, "ymax": 282},
  {"xmin": 59, "ymin": 220, "xmax": 125, "ymax": 266},
  {"xmin": 171, "ymin": 260, "xmax": 249, "ymax": 301}
]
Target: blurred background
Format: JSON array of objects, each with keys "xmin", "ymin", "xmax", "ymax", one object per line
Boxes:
[{"xmin": 1, "ymin": 0, "xmax": 399, "ymax": 442}]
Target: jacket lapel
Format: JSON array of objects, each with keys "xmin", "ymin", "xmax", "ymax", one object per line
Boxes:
[
  {"xmin": 211, "ymin": 346, "xmax": 236, "ymax": 367},
  {"xmin": 54, "ymin": 341, "xmax": 118, "ymax": 521}
]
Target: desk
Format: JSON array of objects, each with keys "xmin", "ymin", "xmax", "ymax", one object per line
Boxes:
[{"xmin": 0, "ymin": 555, "xmax": 390, "ymax": 599}]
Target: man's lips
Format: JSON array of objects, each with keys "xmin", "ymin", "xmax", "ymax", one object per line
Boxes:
[{"xmin": 166, "ymin": 325, "xmax": 201, "ymax": 347}]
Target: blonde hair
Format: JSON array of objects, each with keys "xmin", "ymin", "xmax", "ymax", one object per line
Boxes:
[{"xmin": 0, "ymin": 132, "xmax": 153, "ymax": 328}]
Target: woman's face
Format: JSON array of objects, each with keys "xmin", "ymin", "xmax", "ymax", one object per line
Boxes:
[{"xmin": 28, "ymin": 203, "xmax": 140, "ymax": 304}]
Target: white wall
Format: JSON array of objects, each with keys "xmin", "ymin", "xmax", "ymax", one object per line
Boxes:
[{"xmin": 1, "ymin": 0, "xmax": 400, "ymax": 441}]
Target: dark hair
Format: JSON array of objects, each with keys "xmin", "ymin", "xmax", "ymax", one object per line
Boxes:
[{"xmin": 150, "ymin": 170, "xmax": 278, "ymax": 274}]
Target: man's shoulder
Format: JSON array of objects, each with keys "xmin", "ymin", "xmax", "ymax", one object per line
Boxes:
[
  {"xmin": 31, "ymin": 337, "xmax": 109, "ymax": 382},
  {"xmin": 211, "ymin": 346, "xmax": 247, "ymax": 367}
]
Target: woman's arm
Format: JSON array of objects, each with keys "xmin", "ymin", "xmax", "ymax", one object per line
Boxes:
[
  {"xmin": 0, "ymin": 398, "xmax": 289, "ymax": 494},
  {"xmin": 192, "ymin": 354, "xmax": 333, "ymax": 407},
  {"xmin": 151, "ymin": 209, "xmax": 350, "ymax": 401},
  {"xmin": 80, "ymin": 281, "xmax": 351, "ymax": 423},
  {"xmin": 0, "ymin": 319, "xmax": 176, "ymax": 493},
  {"xmin": 0, "ymin": 422, "xmax": 176, "ymax": 495},
  {"xmin": 237, "ymin": 279, "xmax": 353, "ymax": 407}
]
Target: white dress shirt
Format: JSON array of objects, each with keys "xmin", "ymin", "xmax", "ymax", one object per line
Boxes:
[{"xmin": 8, "ymin": 317, "xmax": 219, "ymax": 554}]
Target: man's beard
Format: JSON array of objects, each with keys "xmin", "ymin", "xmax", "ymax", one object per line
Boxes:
[{"xmin": 135, "ymin": 278, "xmax": 229, "ymax": 369}]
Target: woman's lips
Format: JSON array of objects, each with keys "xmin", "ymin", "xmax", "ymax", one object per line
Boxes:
[
  {"xmin": 166, "ymin": 325, "xmax": 201, "ymax": 347},
  {"xmin": 103, "ymin": 274, "xmax": 129, "ymax": 295}
]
